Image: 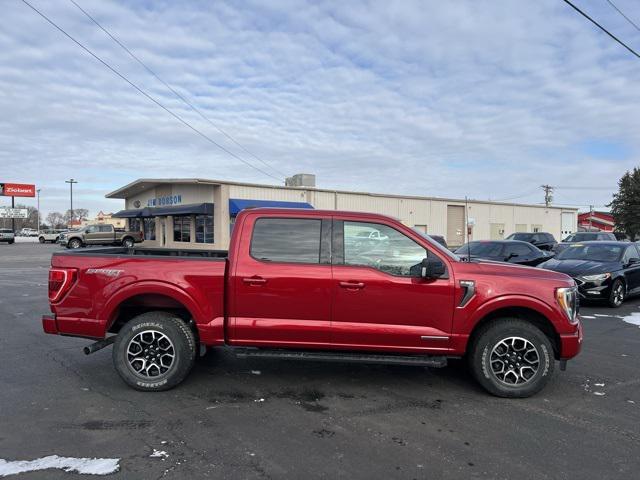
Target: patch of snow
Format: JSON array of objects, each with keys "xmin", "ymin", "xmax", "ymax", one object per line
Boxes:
[
  {"xmin": 254, "ymin": 398, "xmax": 265, "ymax": 403},
  {"xmin": 594, "ymin": 392, "xmax": 606, "ymax": 396},
  {"xmin": 0, "ymin": 455, "xmax": 119, "ymax": 476},
  {"xmin": 160, "ymin": 441, "xmax": 167, "ymax": 445},
  {"xmin": 579, "ymin": 315, "xmax": 596, "ymax": 319},
  {"xmin": 594, "ymin": 383, "xmax": 605, "ymax": 387},
  {"xmin": 627, "ymin": 400, "xmax": 635, "ymax": 404},
  {"xmin": 250, "ymin": 370, "xmax": 261, "ymax": 375},
  {"xmin": 621, "ymin": 312, "xmax": 640, "ymax": 327},
  {"xmin": 593, "ymin": 314, "xmax": 621, "ymax": 318},
  {"xmin": 150, "ymin": 450, "xmax": 168, "ymax": 459}
]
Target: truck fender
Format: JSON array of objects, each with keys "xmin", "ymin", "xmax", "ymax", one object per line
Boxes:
[
  {"xmin": 460, "ymin": 294, "xmax": 560, "ymax": 334},
  {"xmin": 100, "ymin": 280, "xmax": 203, "ymax": 332}
]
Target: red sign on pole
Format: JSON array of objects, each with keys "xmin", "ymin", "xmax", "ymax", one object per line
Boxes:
[{"xmin": 0, "ymin": 183, "xmax": 36, "ymax": 197}]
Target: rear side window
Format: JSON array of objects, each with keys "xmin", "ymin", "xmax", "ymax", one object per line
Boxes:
[
  {"xmin": 508, "ymin": 243, "xmax": 533, "ymax": 256},
  {"xmin": 251, "ymin": 218, "xmax": 321, "ymax": 263},
  {"xmin": 99, "ymin": 225, "xmax": 112, "ymax": 232}
]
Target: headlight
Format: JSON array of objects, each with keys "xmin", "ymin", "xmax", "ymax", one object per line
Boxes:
[
  {"xmin": 581, "ymin": 273, "xmax": 610, "ymax": 282},
  {"xmin": 556, "ymin": 286, "xmax": 578, "ymax": 324}
]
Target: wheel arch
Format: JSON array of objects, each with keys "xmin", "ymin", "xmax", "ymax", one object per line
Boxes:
[
  {"xmin": 102, "ymin": 282, "xmax": 202, "ymax": 339},
  {"xmin": 467, "ymin": 306, "xmax": 561, "ymax": 359}
]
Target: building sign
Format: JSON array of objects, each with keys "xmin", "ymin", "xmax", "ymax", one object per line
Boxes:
[
  {"xmin": 147, "ymin": 195, "xmax": 182, "ymax": 207},
  {"xmin": 0, "ymin": 207, "xmax": 28, "ymax": 218},
  {"xmin": 0, "ymin": 183, "xmax": 36, "ymax": 197}
]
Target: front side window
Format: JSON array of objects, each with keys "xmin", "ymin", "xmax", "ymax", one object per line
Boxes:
[
  {"xmin": 251, "ymin": 218, "xmax": 321, "ymax": 263},
  {"xmin": 173, "ymin": 216, "xmax": 191, "ymax": 242},
  {"xmin": 344, "ymin": 221, "xmax": 427, "ymax": 276},
  {"xmin": 507, "ymin": 243, "xmax": 533, "ymax": 257}
]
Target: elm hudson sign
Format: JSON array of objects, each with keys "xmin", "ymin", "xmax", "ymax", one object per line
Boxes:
[{"xmin": 0, "ymin": 183, "xmax": 36, "ymax": 197}]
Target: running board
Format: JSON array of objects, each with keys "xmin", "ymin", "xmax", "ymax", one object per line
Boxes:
[{"xmin": 234, "ymin": 348, "xmax": 448, "ymax": 368}]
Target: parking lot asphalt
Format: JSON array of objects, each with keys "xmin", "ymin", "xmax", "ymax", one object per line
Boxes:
[{"xmin": 0, "ymin": 242, "xmax": 639, "ymax": 479}]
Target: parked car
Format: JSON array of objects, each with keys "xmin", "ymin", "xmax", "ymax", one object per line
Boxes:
[
  {"xmin": 430, "ymin": 235, "xmax": 448, "ymax": 249},
  {"xmin": 39, "ymin": 229, "xmax": 66, "ymax": 244},
  {"xmin": 18, "ymin": 228, "xmax": 38, "ymax": 237},
  {"xmin": 505, "ymin": 232, "xmax": 557, "ymax": 251},
  {"xmin": 540, "ymin": 241, "xmax": 640, "ymax": 307},
  {"xmin": 554, "ymin": 231, "xmax": 617, "ymax": 255},
  {"xmin": 43, "ymin": 208, "xmax": 582, "ymax": 398},
  {"xmin": 454, "ymin": 240, "xmax": 551, "ymax": 266},
  {"xmin": 58, "ymin": 224, "xmax": 143, "ymax": 249},
  {"xmin": 0, "ymin": 228, "xmax": 15, "ymax": 244}
]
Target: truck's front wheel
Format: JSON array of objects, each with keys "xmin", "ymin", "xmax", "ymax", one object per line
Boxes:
[
  {"xmin": 113, "ymin": 312, "xmax": 196, "ymax": 391},
  {"xmin": 469, "ymin": 319, "xmax": 554, "ymax": 398}
]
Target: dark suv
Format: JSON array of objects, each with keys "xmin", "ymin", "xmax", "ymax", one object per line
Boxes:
[
  {"xmin": 554, "ymin": 231, "xmax": 617, "ymax": 254},
  {"xmin": 506, "ymin": 232, "xmax": 557, "ymax": 251}
]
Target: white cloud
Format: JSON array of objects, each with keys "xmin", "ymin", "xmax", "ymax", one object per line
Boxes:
[{"xmin": 0, "ymin": 0, "xmax": 638, "ymax": 216}]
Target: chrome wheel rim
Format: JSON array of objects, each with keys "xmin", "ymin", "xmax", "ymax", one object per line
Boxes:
[
  {"xmin": 613, "ymin": 284, "xmax": 624, "ymax": 306},
  {"xmin": 489, "ymin": 336, "xmax": 540, "ymax": 386},
  {"xmin": 126, "ymin": 330, "xmax": 175, "ymax": 378},
  {"xmin": 123, "ymin": 239, "xmax": 133, "ymax": 248}
]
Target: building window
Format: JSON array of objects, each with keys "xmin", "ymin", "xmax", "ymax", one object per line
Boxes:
[
  {"xmin": 173, "ymin": 216, "xmax": 191, "ymax": 242},
  {"xmin": 129, "ymin": 218, "xmax": 141, "ymax": 232},
  {"xmin": 143, "ymin": 218, "xmax": 156, "ymax": 241},
  {"xmin": 195, "ymin": 215, "xmax": 213, "ymax": 243}
]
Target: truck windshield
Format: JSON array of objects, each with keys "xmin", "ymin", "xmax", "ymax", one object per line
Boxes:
[
  {"xmin": 556, "ymin": 244, "xmax": 623, "ymax": 262},
  {"xmin": 412, "ymin": 229, "xmax": 459, "ymax": 261}
]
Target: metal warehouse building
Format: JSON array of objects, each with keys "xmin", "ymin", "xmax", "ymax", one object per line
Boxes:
[{"xmin": 106, "ymin": 175, "xmax": 578, "ymax": 250}]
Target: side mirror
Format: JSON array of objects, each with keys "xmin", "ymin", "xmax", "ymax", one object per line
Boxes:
[
  {"xmin": 627, "ymin": 258, "xmax": 640, "ymax": 267},
  {"xmin": 418, "ymin": 257, "xmax": 446, "ymax": 279},
  {"xmin": 506, "ymin": 253, "xmax": 519, "ymax": 260}
]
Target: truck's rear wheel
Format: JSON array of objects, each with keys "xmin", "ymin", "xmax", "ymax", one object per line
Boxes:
[
  {"xmin": 469, "ymin": 319, "xmax": 554, "ymax": 398},
  {"xmin": 122, "ymin": 237, "xmax": 134, "ymax": 248},
  {"xmin": 113, "ymin": 312, "xmax": 196, "ymax": 391}
]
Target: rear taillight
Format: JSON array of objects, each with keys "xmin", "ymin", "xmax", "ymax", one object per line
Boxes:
[{"xmin": 48, "ymin": 268, "xmax": 77, "ymax": 303}]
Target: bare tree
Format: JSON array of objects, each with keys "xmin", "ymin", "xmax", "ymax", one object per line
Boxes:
[{"xmin": 46, "ymin": 211, "xmax": 66, "ymax": 229}]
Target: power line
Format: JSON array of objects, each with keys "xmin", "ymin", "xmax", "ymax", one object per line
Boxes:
[
  {"xmin": 605, "ymin": 0, "xmax": 640, "ymax": 32},
  {"xmin": 18, "ymin": 0, "xmax": 282, "ymax": 182},
  {"xmin": 561, "ymin": 0, "xmax": 640, "ymax": 59},
  {"xmin": 68, "ymin": 0, "xmax": 287, "ymax": 179}
]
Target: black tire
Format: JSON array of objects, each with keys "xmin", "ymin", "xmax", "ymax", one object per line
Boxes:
[
  {"xmin": 39, "ymin": 236, "xmax": 45, "ymax": 243},
  {"xmin": 68, "ymin": 238, "xmax": 82, "ymax": 249},
  {"xmin": 469, "ymin": 319, "xmax": 554, "ymax": 398},
  {"xmin": 112, "ymin": 312, "xmax": 196, "ymax": 391},
  {"xmin": 122, "ymin": 237, "xmax": 135, "ymax": 248},
  {"xmin": 608, "ymin": 279, "xmax": 625, "ymax": 308}
]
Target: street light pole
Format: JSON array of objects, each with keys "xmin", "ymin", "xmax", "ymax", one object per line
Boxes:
[
  {"xmin": 65, "ymin": 179, "xmax": 77, "ymax": 228},
  {"xmin": 36, "ymin": 188, "xmax": 41, "ymax": 234}
]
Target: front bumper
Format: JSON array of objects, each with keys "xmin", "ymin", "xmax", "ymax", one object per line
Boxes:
[
  {"xmin": 559, "ymin": 320, "xmax": 583, "ymax": 359},
  {"xmin": 575, "ymin": 278, "xmax": 612, "ymax": 299}
]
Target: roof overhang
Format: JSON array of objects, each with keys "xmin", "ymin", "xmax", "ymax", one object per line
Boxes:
[{"xmin": 105, "ymin": 179, "xmax": 221, "ymax": 199}]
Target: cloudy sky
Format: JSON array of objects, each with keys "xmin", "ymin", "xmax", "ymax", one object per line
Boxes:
[{"xmin": 1, "ymin": 0, "xmax": 639, "ymax": 217}]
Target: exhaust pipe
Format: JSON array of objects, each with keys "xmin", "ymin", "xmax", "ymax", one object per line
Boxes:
[{"xmin": 83, "ymin": 336, "xmax": 116, "ymax": 355}]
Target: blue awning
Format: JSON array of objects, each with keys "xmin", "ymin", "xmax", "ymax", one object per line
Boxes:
[
  {"xmin": 229, "ymin": 199, "xmax": 314, "ymax": 216},
  {"xmin": 112, "ymin": 209, "xmax": 145, "ymax": 218}
]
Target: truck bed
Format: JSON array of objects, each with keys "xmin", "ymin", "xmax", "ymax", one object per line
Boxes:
[
  {"xmin": 48, "ymin": 246, "xmax": 228, "ymax": 344},
  {"xmin": 52, "ymin": 246, "xmax": 229, "ymax": 259}
]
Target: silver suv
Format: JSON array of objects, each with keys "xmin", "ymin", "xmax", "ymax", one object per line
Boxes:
[{"xmin": 0, "ymin": 228, "xmax": 15, "ymax": 244}]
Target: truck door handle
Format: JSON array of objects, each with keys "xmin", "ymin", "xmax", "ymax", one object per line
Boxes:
[
  {"xmin": 243, "ymin": 276, "xmax": 267, "ymax": 285},
  {"xmin": 339, "ymin": 281, "xmax": 365, "ymax": 290}
]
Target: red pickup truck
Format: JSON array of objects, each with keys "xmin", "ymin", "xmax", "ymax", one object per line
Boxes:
[{"xmin": 42, "ymin": 208, "xmax": 582, "ymax": 397}]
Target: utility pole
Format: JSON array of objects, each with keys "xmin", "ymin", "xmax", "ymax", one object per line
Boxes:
[
  {"xmin": 541, "ymin": 185, "xmax": 554, "ymax": 207},
  {"xmin": 65, "ymin": 179, "xmax": 78, "ymax": 228},
  {"xmin": 36, "ymin": 188, "xmax": 41, "ymax": 234}
]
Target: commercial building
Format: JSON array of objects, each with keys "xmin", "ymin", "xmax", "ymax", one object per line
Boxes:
[
  {"xmin": 577, "ymin": 211, "xmax": 615, "ymax": 232},
  {"xmin": 106, "ymin": 175, "xmax": 578, "ymax": 250},
  {"xmin": 81, "ymin": 211, "xmax": 126, "ymax": 229}
]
